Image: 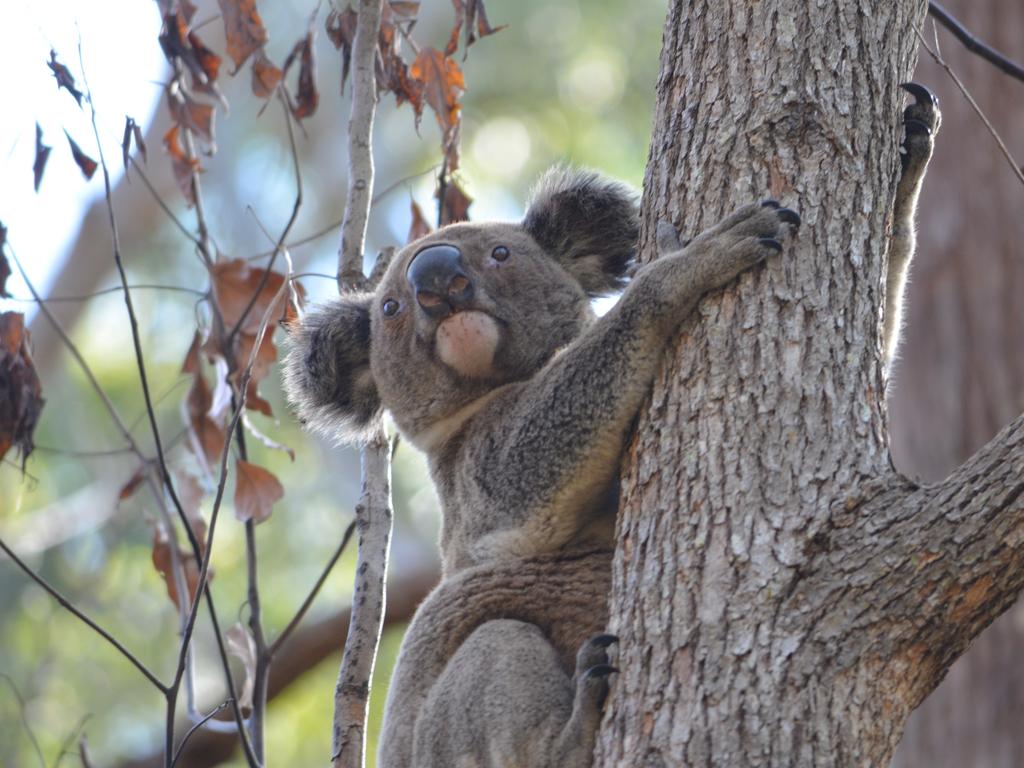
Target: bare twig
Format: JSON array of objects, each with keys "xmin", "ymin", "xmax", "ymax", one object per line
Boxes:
[
  {"xmin": 330, "ymin": 3, "xmax": 394, "ymax": 768},
  {"xmin": 0, "ymin": 673, "xmax": 46, "ymax": 768},
  {"xmin": 127, "ymin": 155, "xmax": 203, "ymax": 248},
  {"xmin": 7, "ymin": 283, "xmax": 207, "ymax": 303},
  {"xmin": 337, "ymin": 0, "xmax": 384, "ymax": 291},
  {"xmin": 53, "ymin": 714, "xmax": 92, "ymax": 768},
  {"xmin": 927, "ymin": 1, "xmax": 1024, "ymax": 85},
  {"xmin": 226, "ymin": 89, "xmax": 304, "ymax": 348},
  {"xmin": 270, "ymin": 519, "xmax": 357, "ymax": 657},
  {"xmin": 917, "ymin": 27, "xmax": 1024, "ymax": 190},
  {"xmin": 170, "ymin": 700, "xmax": 233, "ymax": 768},
  {"xmin": 0, "ymin": 538, "xmax": 167, "ymax": 692}
]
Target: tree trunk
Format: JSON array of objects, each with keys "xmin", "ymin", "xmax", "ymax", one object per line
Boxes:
[
  {"xmin": 888, "ymin": 0, "xmax": 1024, "ymax": 764},
  {"xmin": 595, "ymin": 2, "xmax": 1024, "ymax": 766}
]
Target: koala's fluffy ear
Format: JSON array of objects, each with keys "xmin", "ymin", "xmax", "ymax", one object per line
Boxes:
[
  {"xmin": 282, "ymin": 295, "xmax": 383, "ymax": 444},
  {"xmin": 522, "ymin": 166, "xmax": 639, "ymax": 296}
]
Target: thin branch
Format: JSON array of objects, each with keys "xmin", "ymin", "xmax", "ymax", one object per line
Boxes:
[
  {"xmin": 916, "ymin": 27, "xmax": 1024, "ymax": 190},
  {"xmin": 337, "ymin": 0, "xmax": 384, "ymax": 291},
  {"xmin": 7, "ymin": 284, "xmax": 207, "ymax": 303},
  {"xmin": 0, "ymin": 673, "xmax": 46, "ymax": 768},
  {"xmin": 53, "ymin": 714, "xmax": 92, "ymax": 768},
  {"xmin": 270, "ymin": 519, "xmax": 357, "ymax": 657},
  {"xmin": 0, "ymin": 538, "xmax": 167, "ymax": 692},
  {"xmin": 225, "ymin": 88, "xmax": 304, "ymax": 349},
  {"xmin": 927, "ymin": 1, "xmax": 1024, "ymax": 85},
  {"xmin": 127, "ymin": 155, "xmax": 202, "ymax": 248},
  {"xmin": 170, "ymin": 700, "xmax": 233, "ymax": 768}
]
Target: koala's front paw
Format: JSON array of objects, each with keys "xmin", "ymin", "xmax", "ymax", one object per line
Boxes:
[
  {"xmin": 685, "ymin": 201, "xmax": 800, "ymax": 290},
  {"xmin": 900, "ymin": 82, "xmax": 941, "ymax": 179}
]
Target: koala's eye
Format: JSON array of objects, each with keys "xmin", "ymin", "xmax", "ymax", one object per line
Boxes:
[
  {"xmin": 382, "ymin": 298, "xmax": 401, "ymax": 317},
  {"xmin": 491, "ymin": 245, "xmax": 510, "ymax": 262}
]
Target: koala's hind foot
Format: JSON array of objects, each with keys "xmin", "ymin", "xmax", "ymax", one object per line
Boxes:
[
  {"xmin": 884, "ymin": 82, "xmax": 941, "ymax": 367},
  {"xmin": 550, "ymin": 633, "xmax": 620, "ymax": 767},
  {"xmin": 899, "ymin": 82, "xmax": 941, "ymax": 186}
]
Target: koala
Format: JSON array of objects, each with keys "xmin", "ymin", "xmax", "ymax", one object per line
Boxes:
[
  {"xmin": 884, "ymin": 81, "xmax": 941, "ymax": 368},
  {"xmin": 284, "ymin": 164, "xmax": 801, "ymax": 767}
]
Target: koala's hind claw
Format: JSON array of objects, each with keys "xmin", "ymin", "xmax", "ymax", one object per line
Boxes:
[
  {"xmin": 903, "ymin": 118, "xmax": 932, "ymax": 137},
  {"xmin": 585, "ymin": 664, "xmax": 619, "ymax": 679},
  {"xmin": 590, "ymin": 633, "xmax": 619, "ymax": 648},
  {"xmin": 775, "ymin": 207, "xmax": 801, "ymax": 227},
  {"xmin": 900, "ymin": 81, "xmax": 938, "ymax": 106},
  {"xmin": 760, "ymin": 199, "xmax": 781, "ymax": 209},
  {"xmin": 759, "ymin": 237, "xmax": 783, "ymax": 252}
]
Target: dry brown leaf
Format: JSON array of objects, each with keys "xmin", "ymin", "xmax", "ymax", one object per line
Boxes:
[
  {"xmin": 234, "ymin": 459, "xmax": 283, "ymax": 524},
  {"xmin": 464, "ymin": 0, "xmax": 505, "ymax": 53},
  {"xmin": 0, "ymin": 312, "xmax": 44, "ymax": 466},
  {"xmin": 47, "ymin": 49, "xmax": 83, "ymax": 107},
  {"xmin": 163, "ymin": 125, "xmax": 200, "ymax": 207},
  {"xmin": 185, "ymin": 370, "xmax": 226, "ymax": 472},
  {"xmin": 283, "ymin": 30, "xmax": 318, "ymax": 119},
  {"xmin": 188, "ymin": 30, "xmax": 222, "ymax": 87},
  {"xmin": 119, "ymin": 464, "xmax": 149, "ymax": 501},
  {"xmin": 64, "ymin": 130, "xmax": 98, "ymax": 180},
  {"xmin": 325, "ymin": 7, "xmax": 358, "ymax": 92},
  {"xmin": 0, "ymin": 224, "xmax": 10, "ymax": 299},
  {"xmin": 210, "ymin": 259, "xmax": 288, "ymax": 336},
  {"xmin": 437, "ymin": 178, "xmax": 472, "ymax": 225},
  {"xmin": 34, "ymin": 123, "xmax": 51, "ymax": 193},
  {"xmin": 408, "ymin": 200, "xmax": 432, "ymax": 242},
  {"xmin": 151, "ymin": 527, "xmax": 205, "ymax": 607},
  {"xmin": 232, "ymin": 332, "xmax": 277, "ymax": 416},
  {"xmin": 377, "ymin": 22, "xmax": 423, "ymax": 118},
  {"xmin": 251, "ymin": 51, "xmax": 282, "ymax": 98},
  {"xmin": 410, "ymin": 48, "xmax": 464, "ymax": 171},
  {"xmin": 217, "ymin": 0, "xmax": 269, "ymax": 72}
]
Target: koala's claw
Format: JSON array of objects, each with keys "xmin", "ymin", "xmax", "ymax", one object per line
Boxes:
[
  {"xmin": 904, "ymin": 118, "xmax": 932, "ymax": 137},
  {"xmin": 760, "ymin": 199, "xmax": 781, "ymax": 209},
  {"xmin": 589, "ymin": 633, "xmax": 619, "ymax": 648},
  {"xmin": 758, "ymin": 237, "xmax": 783, "ymax": 252},
  {"xmin": 900, "ymin": 81, "xmax": 938, "ymax": 106},
  {"xmin": 584, "ymin": 664, "xmax": 619, "ymax": 679},
  {"xmin": 775, "ymin": 207, "xmax": 801, "ymax": 227}
]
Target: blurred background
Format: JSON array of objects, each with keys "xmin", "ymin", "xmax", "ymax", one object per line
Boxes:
[{"xmin": 0, "ymin": 0, "xmax": 1021, "ymax": 766}]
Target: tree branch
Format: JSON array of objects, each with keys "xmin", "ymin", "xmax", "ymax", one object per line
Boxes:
[{"xmin": 927, "ymin": 1, "xmax": 1024, "ymax": 85}]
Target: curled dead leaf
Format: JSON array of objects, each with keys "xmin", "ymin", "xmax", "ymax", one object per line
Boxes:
[
  {"xmin": 410, "ymin": 48, "xmax": 464, "ymax": 172},
  {"xmin": 234, "ymin": 459, "xmax": 283, "ymax": 524},
  {"xmin": 33, "ymin": 124, "xmax": 51, "ymax": 193},
  {"xmin": 283, "ymin": 30, "xmax": 318, "ymax": 119},
  {"xmin": 163, "ymin": 125, "xmax": 201, "ymax": 207},
  {"xmin": 251, "ymin": 51, "xmax": 282, "ymax": 99},
  {"xmin": 47, "ymin": 49, "xmax": 83, "ymax": 107},
  {"xmin": 437, "ymin": 178, "xmax": 472, "ymax": 225},
  {"xmin": 151, "ymin": 526, "xmax": 206, "ymax": 608},
  {"xmin": 408, "ymin": 200, "xmax": 432, "ymax": 242},
  {"xmin": 0, "ymin": 312, "xmax": 44, "ymax": 466},
  {"xmin": 64, "ymin": 131, "xmax": 98, "ymax": 180},
  {"xmin": 218, "ymin": 0, "xmax": 269, "ymax": 72}
]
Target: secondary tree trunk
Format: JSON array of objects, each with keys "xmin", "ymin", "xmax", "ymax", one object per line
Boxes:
[
  {"xmin": 888, "ymin": 0, "xmax": 1024, "ymax": 764},
  {"xmin": 595, "ymin": 2, "xmax": 1024, "ymax": 766}
]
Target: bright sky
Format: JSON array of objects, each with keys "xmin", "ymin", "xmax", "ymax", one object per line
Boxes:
[{"xmin": 0, "ymin": 0, "xmax": 166, "ymax": 301}]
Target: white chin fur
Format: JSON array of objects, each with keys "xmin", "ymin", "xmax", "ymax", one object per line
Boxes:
[{"xmin": 436, "ymin": 311, "xmax": 499, "ymax": 379}]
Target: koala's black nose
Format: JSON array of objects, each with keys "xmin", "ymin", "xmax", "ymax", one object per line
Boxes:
[{"xmin": 406, "ymin": 244, "xmax": 474, "ymax": 318}]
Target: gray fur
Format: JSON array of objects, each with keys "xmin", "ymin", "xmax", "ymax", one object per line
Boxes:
[
  {"xmin": 523, "ymin": 166, "xmax": 639, "ymax": 296},
  {"xmin": 285, "ymin": 166, "xmax": 799, "ymax": 767},
  {"xmin": 885, "ymin": 83, "xmax": 942, "ymax": 371}
]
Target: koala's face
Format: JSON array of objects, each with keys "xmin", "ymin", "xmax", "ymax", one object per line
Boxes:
[
  {"xmin": 369, "ymin": 222, "xmax": 594, "ymax": 441},
  {"xmin": 283, "ymin": 167, "xmax": 638, "ymax": 447}
]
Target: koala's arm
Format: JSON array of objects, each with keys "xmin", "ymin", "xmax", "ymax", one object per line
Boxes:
[
  {"xmin": 467, "ymin": 203, "xmax": 799, "ymax": 561},
  {"xmin": 884, "ymin": 82, "xmax": 941, "ymax": 367}
]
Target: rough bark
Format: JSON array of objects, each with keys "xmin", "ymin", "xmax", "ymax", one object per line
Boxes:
[
  {"xmin": 593, "ymin": 2, "xmax": 1023, "ymax": 766},
  {"xmin": 888, "ymin": 1, "xmax": 1024, "ymax": 763}
]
